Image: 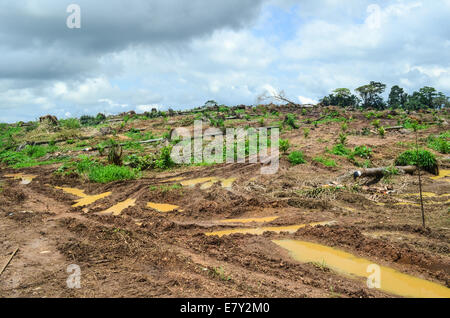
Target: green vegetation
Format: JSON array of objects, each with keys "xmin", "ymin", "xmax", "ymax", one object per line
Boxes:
[
  {"xmin": 0, "ymin": 144, "xmax": 67, "ymax": 168},
  {"xmin": 395, "ymin": 149, "xmax": 438, "ymax": 174},
  {"xmin": 88, "ymin": 164, "xmax": 141, "ymax": 183},
  {"xmin": 149, "ymin": 184, "xmax": 182, "ymax": 192},
  {"xmin": 320, "ymin": 88, "xmax": 359, "ymax": 108},
  {"xmin": 285, "ymin": 114, "xmax": 299, "ymax": 129},
  {"xmin": 154, "ymin": 145, "xmax": 175, "ymax": 170},
  {"xmin": 427, "ymin": 132, "xmax": 449, "ymax": 154},
  {"xmin": 321, "ymin": 82, "xmax": 449, "ymax": 110},
  {"xmin": 303, "ymin": 128, "xmax": 310, "ymax": 139},
  {"xmin": 378, "ymin": 126, "xmax": 386, "ymax": 138},
  {"xmin": 279, "ymin": 139, "xmax": 290, "ymax": 154},
  {"xmin": 58, "ymin": 155, "xmax": 140, "ymax": 183},
  {"xmin": 313, "ymin": 156, "xmax": 337, "ymax": 167},
  {"xmin": 288, "ymin": 151, "xmax": 306, "ymax": 165},
  {"xmin": 210, "ymin": 266, "xmax": 231, "ymax": 282},
  {"xmin": 59, "ymin": 118, "xmax": 81, "ymax": 129},
  {"xmin": 79, "ymin": 113, "xmax": 106, "ymax": 126}
]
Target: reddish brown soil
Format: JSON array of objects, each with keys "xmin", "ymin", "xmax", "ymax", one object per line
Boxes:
[{"xmin": 1, "ymin": 109, "xmax": 449, "ymax": 298}]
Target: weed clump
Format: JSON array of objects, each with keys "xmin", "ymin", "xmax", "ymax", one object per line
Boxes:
[
  {"xmin": 395, "ymin": 149, "xmax": 438, "ymax": 175},
  {"xmin": 288, "ymin": 151, "xmax": 306, "ymax": 165}
]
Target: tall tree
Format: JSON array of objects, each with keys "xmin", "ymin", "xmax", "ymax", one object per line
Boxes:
[
  {"xmin": 388, "ymin": 85, "xmax": 408, "ymax": 109},
  {"xmin": 355, "ymin": 81, "xmax": 386, "ymax": 109}
]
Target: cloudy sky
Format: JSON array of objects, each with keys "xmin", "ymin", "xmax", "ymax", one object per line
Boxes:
[{"xmin": 1, "ymin": 0, "xmax": 449, "ymax": 122}]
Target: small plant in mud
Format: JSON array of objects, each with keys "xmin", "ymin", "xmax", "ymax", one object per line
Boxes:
[
  {"xmin": 279, "ymin": 139, "xmax": 290, "ymax": 154},
  {"xmin": 288, "ymin": 151, "xmax": 306, "ymax": 165},
  {"xmin": 210, "ymin": 266, "xmax": 231, "ymax": 282},
  {"xmin": 372, "ymin": 119, "xmax": 381, "ymax": 129},
  {"xmin": 341, "ymin": 123, "xmax": 348, "ymax": 132},
  {"xmin": 378, "ymin": 126, "xmax": 386, "ymax": 138},
  {"xmin": 310, "ymin": 260, "xmax": 330, "ymax": 272},
  {"xmin": 258, "ymin": 117, "xmax": 265, "ymax": 127},
  {"xmin": 303, "ymin": 128, "xmax": 310, "ymax": 139},
  {"xmin": 284, "ymin": 114, "xmax": 299, "ymax": 129},
  {"xmin": 338, "ymin": 133, "xmax": 347, "ymax": 145}
]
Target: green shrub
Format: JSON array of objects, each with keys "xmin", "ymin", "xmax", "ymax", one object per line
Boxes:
[
  {"xmin": 288, "ymin": 151, "xmax": 306, "ymax": 165},
  {"xmin": 331, "ymin": 144, "xmax": 352, "ymax": 156},
  {"xmin": 378, "ymin": 126, "xmax": 386, "ymax": 138},
  {"xmin": 427, "ymin": 133, "xmax": 449, "ymax": 154},
  {"xmin": 395, "ymin": 149, "xmax": 438, "ymax": 174},
  {"xmin": 285, "ymin": 114, "xmax": 299, "ymax": 129},
  {"xmin": 279, "ymin": 139, "xmax": 290, "ymax": 154},
  {"xmin": 353, "ymin": 146, "xmax": 372, "ymax": 159},
  {"xmin": 154, "ymin": 145, "xmax": 174, "ymax": 170},
  {"xmin": 125, "ymin": 154, "xmax": 154, "ymax": 171}
]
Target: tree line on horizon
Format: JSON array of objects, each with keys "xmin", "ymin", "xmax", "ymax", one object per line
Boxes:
[{"xmin": 320, "ymin": 81, "xmax": 450, "ymax": 110}]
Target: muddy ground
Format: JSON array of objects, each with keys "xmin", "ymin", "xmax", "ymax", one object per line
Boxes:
[{"xmin": 0, "ymin": 109, "xmax": 449, "ymax": 298}]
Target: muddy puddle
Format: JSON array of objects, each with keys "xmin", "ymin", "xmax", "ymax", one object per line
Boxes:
[
  {"xmin": 431, "ymin": 170, "xmax": 450, "ymax": 181},
  {"xmin": 98, "ymin": 198, "xmax": 136, "ymax": 216},
  {"xmin": 273, "ymin": 240, "xmax": 450, "ymax": 298},
  {"xmin": 205, "ymin": 221, "xmax": 336, "ymax": 237},
  {"xmin": 4, "ymin": 173, "xmax": 37, "ymax": 185},
  {"xmin": 219, "ymin": 216, "xmax": 279, "ymax": 224},
  {"xmin": 54, "ymin": 187, "xmax": 111, "ymax": 207},
  {"xmin": 147, "ymin": 202, "xmax": 182, "ymax": 213}
]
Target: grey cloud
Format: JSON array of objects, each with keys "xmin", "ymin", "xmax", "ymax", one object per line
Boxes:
[{"xmin": 0, "ymin": 0, "xmax": 265, "ymax": 81}]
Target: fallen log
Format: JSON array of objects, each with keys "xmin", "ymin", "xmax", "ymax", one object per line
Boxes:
[
  {"xmin": 353, "ymin": 166, "xmax": 417, "ymax": 179},
  {"xmin": 0, "ymin": 248, "xmax": 19, "ymax": 278},
  {"xmin": 384, "ymin": 126, "xmax": 404, "ymax": 131}
]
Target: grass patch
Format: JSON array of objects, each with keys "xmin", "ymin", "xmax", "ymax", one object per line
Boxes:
[
  {"xmin": 57, "ymin": 155, "xmax": 141, "ymax": 183},
  {"xmin": 313, "ymin": 156, "xmax": 337, "ymax": 167},
  {"xmin": 88, "ymin": 165, "xmax": 140, "ymax": 183},
  {"xmin": 427, "ymin": 132, "xmax": 449, "ymax": 154},
  {"xmin": 0, "ymin": 145, "xmax": 66, "ymax": 168}
]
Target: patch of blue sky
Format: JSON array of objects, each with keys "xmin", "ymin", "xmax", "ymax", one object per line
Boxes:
[{"xmin": 252, "ymin": 3, "xmax": 301, "ymax": 44}]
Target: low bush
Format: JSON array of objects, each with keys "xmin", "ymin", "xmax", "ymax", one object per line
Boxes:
[
  {"xmin": 288, "ymin": 151, "xmax": 306, "ymax": 165},
  {"xmin": 395, "ymin": 149, "xmax": 438, "ymax": 175}
]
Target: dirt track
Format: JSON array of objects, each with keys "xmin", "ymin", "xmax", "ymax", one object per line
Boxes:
[
  {"xmin": 1, "ymin": 108, "xmax": 449, "ymax": 298},
  {"xmin": 1, "ymin": 155, "xmax": 449, "ymax": 298}
]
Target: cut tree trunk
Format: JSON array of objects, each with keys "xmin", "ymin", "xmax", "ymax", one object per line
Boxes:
[{"xmin": 353, "ymin": 166, "xmax": 417, "ymax": 179}]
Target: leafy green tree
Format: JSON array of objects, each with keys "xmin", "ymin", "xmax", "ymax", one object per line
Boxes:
[
  {"xmin": 355, "ymin": 81, "xmax": 386, "ymax": 109},
  {"xmin": 320, "ymin": 88, "xmax": 359, "ymax": 107},
  {"xmin": 388, "ymin": 85, "xmax": 408, "ymax": 109}
]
